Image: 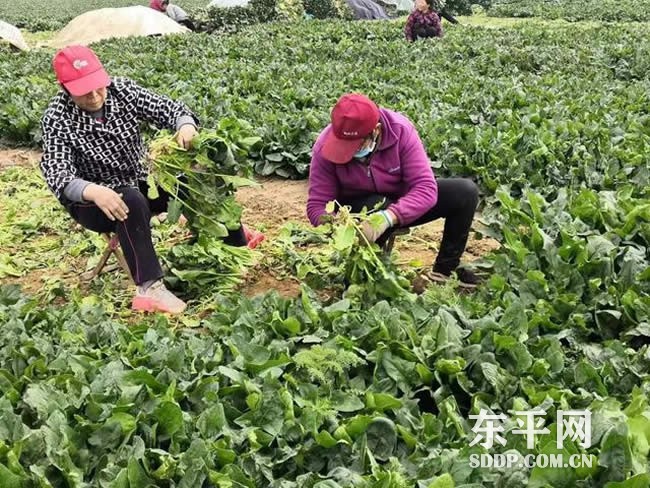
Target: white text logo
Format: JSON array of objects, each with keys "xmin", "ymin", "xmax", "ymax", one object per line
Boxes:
[
  {"xmin": 470, "ymin": 453, "xmax": 594, "ymax": 469},
  {"xmin": 469, "ymin": 409, "xmax": 592, "ymax": 450}
]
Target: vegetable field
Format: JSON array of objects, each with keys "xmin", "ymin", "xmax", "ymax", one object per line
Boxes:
[
  {"xmin": 1, "ymin": 5, "xmax": 650, "ymax": 488},
  {"xmin": 0, "ymin": 0, "xmax": 208, "ymax": 31},
  {"xmin": 489, "ymin": 0, "xmax": 650, "ymax": 22},
  {"xmin": 2, "ymin": 21, "xmax": 649, "ymax": 187}
]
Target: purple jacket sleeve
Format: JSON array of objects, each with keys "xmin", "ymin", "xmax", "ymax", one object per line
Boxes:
[
  {"xmin": 386, "ymin": 124, "xmax": 438, "ymax": 225},
  {"xmin": 307, "ymin": 148, "xmax": 339, "ymax": 226}
]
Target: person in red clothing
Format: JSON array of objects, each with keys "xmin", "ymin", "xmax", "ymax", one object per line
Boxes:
[
  {"xmin": 404, "ymin": 0, "xmax": 443, "ymax": 42},
  {"xmin": 307, "ymin": 93, "xmax": 481, "ymax": 288}
]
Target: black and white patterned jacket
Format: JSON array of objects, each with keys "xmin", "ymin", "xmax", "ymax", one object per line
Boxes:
[{"xmin": 39, "ymin": 77, "xmax": 199, "ymax": 206}]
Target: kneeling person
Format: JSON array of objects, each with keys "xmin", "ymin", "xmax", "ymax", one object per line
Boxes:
[
  {"xmin": 306, "ymin": 93, "xmax": 480, "ymax": 287},
  {"xmin": 405, "ymin": 0, "xmax": 444, "ymax": 42}
]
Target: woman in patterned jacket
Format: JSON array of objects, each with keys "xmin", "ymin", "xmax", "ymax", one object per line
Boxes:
[
  {"xmin": 40, "ymin": 45, "xmax": 226, "ymax": 314},
  {"xmin": 404, "ymin": 0, "xmax": 444, "ymax": 42}
]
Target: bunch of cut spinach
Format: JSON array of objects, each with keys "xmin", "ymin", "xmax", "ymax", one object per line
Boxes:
[
  {"xmin": 148, "ymin": 118, "xmax": 261, "ymax": 296},
  {"xmin": 147, "ymin": 117, "xmax": 260, "ymax": 240},
  {"xmin": 271, "ymin": 203, "xmax": 413, "ymax": 302}
]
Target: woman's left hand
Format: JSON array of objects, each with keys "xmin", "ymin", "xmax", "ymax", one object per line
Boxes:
[
  {"xmin": 360, "ymin": 210, "xmax": 396, "ymax": 243},
  {"xmin": 176, "ymin": 124, "xmax": 198, "ymax": 149}
]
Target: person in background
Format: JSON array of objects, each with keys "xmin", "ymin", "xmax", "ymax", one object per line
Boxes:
[
  {"xmin": 150, "ymin": 0, "xmax": 196, "ymax": 30},
  {"xmin": 307, "ymin": 93, "xmax": 481, "ymax": 288},
  {"xmin": 404, "ymin": 0, "xmax": 444, "ymax": 42}
]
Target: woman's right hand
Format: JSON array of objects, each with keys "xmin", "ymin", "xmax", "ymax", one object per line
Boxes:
[{"xmin": 83, "ymin": 184, "xmax": 129, "ymax": 221}]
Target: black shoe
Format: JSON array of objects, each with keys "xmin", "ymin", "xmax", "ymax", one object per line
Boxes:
[
  {"xmin": 455, "ymin": 268, "xmax": 481, "ymax": 288},
  {"xmin": 430, "ymin": 265, "xmax": 481, "ymax": 289}
]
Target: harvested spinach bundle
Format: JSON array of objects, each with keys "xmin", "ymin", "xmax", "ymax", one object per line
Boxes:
[
  {"xmin": 148, "ymin": 118, "xmax": 261, "ymax": 240},
  {"xmin": 148, "ymin": 118, "xmax": 262, "ymax": 295},
  {"xmin": 162, "ymin": 237, "xmax": 255, "ymax": 296}
]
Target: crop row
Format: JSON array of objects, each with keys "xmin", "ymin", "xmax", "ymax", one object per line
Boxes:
[{"xmin": 489, "ymin": 0, "xmax": 650, "ymax": 22}]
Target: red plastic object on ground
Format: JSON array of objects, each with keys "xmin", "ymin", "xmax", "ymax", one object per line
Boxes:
[{"xmin": 243, "ymin": 225, "xmax": 265, "ymax": 249}]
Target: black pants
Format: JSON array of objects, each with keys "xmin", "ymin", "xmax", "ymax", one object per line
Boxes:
[
  {"xmin": 68, "ymin": 181, "xmax": 247, "ymax": 286},
  {"xmin": 413, "ymin": 25, "xmax": 439, "ymax": 40},
  {"xmin": 340, "ymin": 178, "xmax": 479, "ymax": 273},
  {"xmin": 178, "ymin": 18, "xmax": 196, "ymax": 31}
]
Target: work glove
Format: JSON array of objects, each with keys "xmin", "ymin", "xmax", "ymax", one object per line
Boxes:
[{"xmin": 360, "ymin": 210, "xmax": 396, "ymax": 244}]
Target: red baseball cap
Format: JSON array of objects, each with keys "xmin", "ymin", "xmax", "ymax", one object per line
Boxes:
[
  {"xmin": 53, "ymin": 45, "xmax": 111, "ymax": 97},
  {"xmin": 321, "ymin": 93, "xmax": 380, "ymax": 164}
]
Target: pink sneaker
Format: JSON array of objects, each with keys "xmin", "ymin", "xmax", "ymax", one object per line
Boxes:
[
  {"xmin": 131, "ymin": 280, "xmax": 187, "ymax": 314},
  {"xmin": 243, "ymin": 225, "xmax": 265, "ymax": 249}
]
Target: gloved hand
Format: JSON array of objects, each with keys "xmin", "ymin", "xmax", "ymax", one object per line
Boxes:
[{"xmin": 360, "ymin": 210, "xmax": 396, "ymax": 243}]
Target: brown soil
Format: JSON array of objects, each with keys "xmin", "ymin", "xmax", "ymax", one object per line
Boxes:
[
  {"xmin": 236, "ymin": 177, "xmax": 309, "ymax": 236},
  {"xmin": 4, "ymin": 256, "xmax": 129, "ymax": 299},
  {"xmin": 240, "ymin": 268, "xmax": 302, "ymax": 298},
  {"xmin": 393, "ymin": 222, "xmax": 501, "ymax": 269},
  {"xmin": 6, "ymin": 273, "xmax": 48, "ymax": 296},
  {"xmin": 0, "ymin": 148, "xmax": 41, "ymax": 169}
]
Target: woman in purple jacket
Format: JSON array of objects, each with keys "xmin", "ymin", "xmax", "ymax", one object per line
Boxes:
[{"xmin": 307, "ymin": 93, "xmax": 480, "ymax": 287}]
